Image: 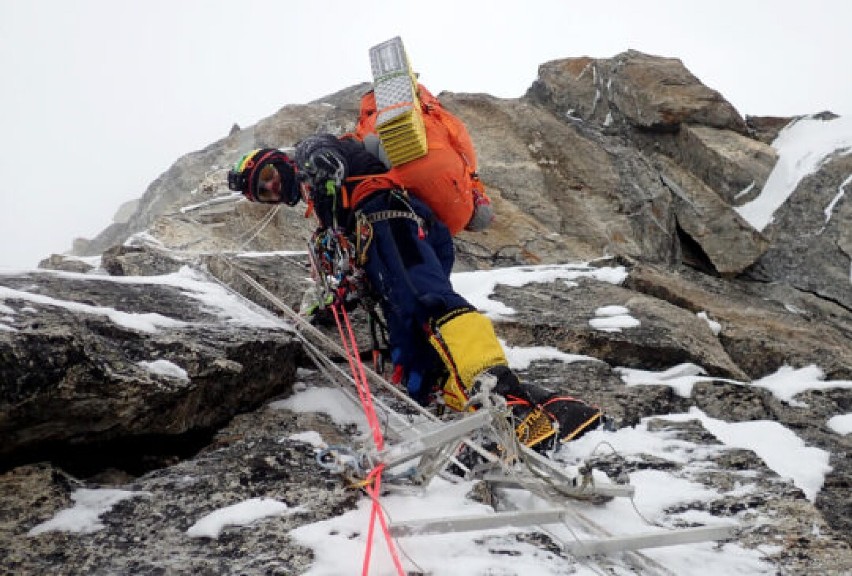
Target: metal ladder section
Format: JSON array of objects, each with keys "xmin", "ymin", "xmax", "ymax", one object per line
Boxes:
[
  {"xmin": 209, "ymin": 256, "xmax": 738, "ymax": 561},
  {"xmin": 362, "ymin": 404, "xmax": 735, "ymax": 558}
]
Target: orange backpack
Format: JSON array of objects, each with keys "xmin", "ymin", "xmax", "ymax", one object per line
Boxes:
[{"xmin": 348, "ymin": 84, "xmax": 485, "ymax": 236}]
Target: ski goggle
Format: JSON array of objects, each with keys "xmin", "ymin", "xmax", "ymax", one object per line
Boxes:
[{"xmin": 227, "ymin": 149, "xmax": 300, "ymax": 204}]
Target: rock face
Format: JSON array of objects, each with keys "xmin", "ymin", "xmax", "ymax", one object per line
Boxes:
[
  {"xmin": 0, "ymin": 383, "xmax": 357, "ymax": 576},
  {"xmin": 745, "ymin": 152, "xmax": 852, "ymax": 309},
  {"xmin": 529, "ymin": 50, "xmax": 748, "ymax": 134},
  {"xmin": 0, "ymin": 266, "xmax": 299, "ymax": 468},
  {"xmin": 3, "ymin": 50, "xmax": 852, "ymax": 574}
]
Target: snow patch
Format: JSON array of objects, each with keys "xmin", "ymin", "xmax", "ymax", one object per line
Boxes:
[
  {"xmin": 451, "ymin": 262, "xmax": 628, "ymax": 318},
  {"xmin": 590, "ymin": 304, "xmax": 640, "ymax": 332},
  {"xmin": 823, "ymin": 173, "xmax": 851, "ymax": 224},
  {"xmin": 138, "ymin": 359, "xmax": 189, "ymax": 381},
  {"xmin": 0, "ymin": 285, "xmax": 186, "ymax": 333},
  {"xmin": 736, "ymin": 115, "xmax": 852, "ymax": 231},
  {"xmin": 616, "ymin": 363, "xmax": 738, "ymax": 398},
  {"xmin": 697, "ymin": 311, "xmax": 722, "ymax": 335},
  {"xmin": 187, "ymin": 498, "xmax": 292, "ymax": 539},
  {"xmin": 665, "ymin": 407, "xmax": 831, "ymax": 502},
  {"xmin": 269, "ymin": 387, "xmax": 368, "ymax": 432},
  {"xmin": 29, "ymin": 489, "xmax": 146, "ymax": 535},
  {"xmin": 502, "ymin": 340, "xmax": 596, "ymax": 370},
  {"xmin": 827, "ymin": 414, "xmax": 852, "ymax": 435},
  {"xmin": 287, "ymin": 430, "xmax": 327, "ymax": 449},
  {"xmin": 747, "ymin": 364, "xmax": 852, "ymax": 405}
]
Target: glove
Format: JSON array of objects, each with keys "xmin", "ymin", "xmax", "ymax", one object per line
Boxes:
[{"xmin": 299, "ymin": 284, "xmax": 334, "ymax": 322}]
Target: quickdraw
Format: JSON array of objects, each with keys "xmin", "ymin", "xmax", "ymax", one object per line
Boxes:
[{"xmin": 307, "ymin": 228, "xmax": 367, "ymax": 311}]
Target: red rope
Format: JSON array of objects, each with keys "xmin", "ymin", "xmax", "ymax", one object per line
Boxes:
[{"xmin": 332, "ymin": 303, "xmax": 404, "ymax": 576}]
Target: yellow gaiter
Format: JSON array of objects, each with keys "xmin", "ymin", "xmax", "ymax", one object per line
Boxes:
[{"xmin": 427, "ymin": 308, "xmax": 507, "ymax": 411}]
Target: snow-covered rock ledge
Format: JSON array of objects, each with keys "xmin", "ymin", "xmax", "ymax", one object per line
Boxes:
[{"xmin": 0, "ymin": 266, "xmax": 299, "ymax": 462}]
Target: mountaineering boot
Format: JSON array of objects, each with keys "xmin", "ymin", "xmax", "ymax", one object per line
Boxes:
[{"xmin": 472, "ymin": 365, "xmax": 606, "ymax": 452}]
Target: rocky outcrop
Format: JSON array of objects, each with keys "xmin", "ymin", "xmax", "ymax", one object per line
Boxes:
[
  {"xmin": 69, "ymin": 52, "xmax": 847, "ymax": 298},
  {"xmin": 656, "ymin": 163, "xmax": 770, "ymax": 276},
  {"xmin": 0, "ymin": 388, "xmax": 356, "ymax": 576},
  {"xmin": 525, "ymin": 51, "xmax": 775, "ymax": 275},
  {"xmin": 37, "ymin": 254, "xmax": 96, "ymax": 274},
  {"xmin": 745, "ymin": 152, "xmax": 852, "ymax": 309},
  {"xmin": 2, "ymin": 282, "xmax": 850, "ymax": 575},
  {"xmin": 0, "ymin": 267, "xmax": 299, "ymax": 467},
  {"xmin": 624, "ymin": 262, "xmax": 852, "ymax": 380},
  {"xmin": 746, "ymin": 115, "xmax": 793, "ymax": 144},
  {"xmin": 100, "ymin": 244, "xmax": 186, "ymax": 276},
  {"xmin": 663, "ymin": 124, "xmax": 778, "ymax": 204},
  {"xmin": 529, "ymin": 50, "xmax": 748, "ymax": 134}
]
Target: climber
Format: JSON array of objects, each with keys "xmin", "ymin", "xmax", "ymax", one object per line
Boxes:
[{"xmin": 226, "ymin": 93, "xmax": 606, "ymax": 452}]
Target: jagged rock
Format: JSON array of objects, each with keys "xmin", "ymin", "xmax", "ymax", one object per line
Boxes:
[
  {"xmin": 652, "ymin": 124, "xmax": 778, "ymax": 205},
  {"xmin": 747, "ymin": 152, "xmax": 852, "ymax": 309},
  {"xmin": 202, "ymin": 252, "xmax": 313, "ymax": 313},
  {"xmin": 10, "ymin": 49, "xmax": 850, "ymax": 573},
  {"xmin": 0, "ymin": 385, "xmax": 359, "ymax": 576},
  {"xmin": 656, "ymin": 158, "xmax": 770, "ymax": 275},
  {"xmin": 101, "ymin": 244, "xmax": 187, "ymax": 276},
  {"xmin": 64, "ymin": 51, "xmax": 852, "ymax": 326},
  {"xmin": 112, "ymin": 198, "xmax": 140, "ymax": 224},
  {"xmin": 746, "ymin": 115, "xmax": 793, "ymax": 144},
  {"xmin": 446, "ymin": 93, "xmax": 683, "ymax": 266},
  {"xmin": 530, "ymin": 50, "xmax": 748, "ymax": 134},
  {"xmin": 37, "ymin": 254, "xmax": 95, "ymax": 274},
  {"xmin": 493, "ymin": 269, "xmax": 748, "ymax": 380},
  {"xmin": 0, "ymin": 268, "xmax": 299, "ymax": 465},
  {"xmin": 624, "ymin": 261, "xmax": 852, "ymax": 380},
  {"xmin": 814, "ymin": 111, "xmax": 841, "ymax": 121},
  {"xmin": 3, "ymin": 371, "xmax": 849, "ymax": 576}
]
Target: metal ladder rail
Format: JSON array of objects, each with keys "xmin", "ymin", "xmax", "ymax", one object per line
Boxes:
[{"xmin": 210, "ymin": 255, "xmax": 500, "ymax": 468}]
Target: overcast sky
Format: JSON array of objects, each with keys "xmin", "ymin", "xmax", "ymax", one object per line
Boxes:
[{"xmin": 1, "ymin": 0, "xmax": 850, "ymax": 268}]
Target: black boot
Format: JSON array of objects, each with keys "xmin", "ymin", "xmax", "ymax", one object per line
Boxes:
[{"xmin": 473, "ymin": 365, "xmax": 606, "ymax": 452}]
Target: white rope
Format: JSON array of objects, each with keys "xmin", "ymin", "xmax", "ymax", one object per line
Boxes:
[{"xmin": 235, "ymin": 204, "xmax": 281, "ymax": 250}]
